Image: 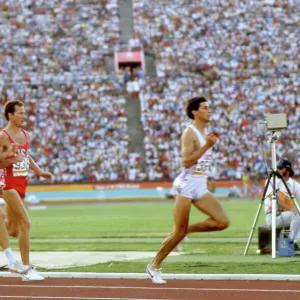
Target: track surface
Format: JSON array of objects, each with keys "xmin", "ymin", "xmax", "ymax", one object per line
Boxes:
[{"xmin": 0, "ymin": 278, "xmax": 299, "ymax": 300}]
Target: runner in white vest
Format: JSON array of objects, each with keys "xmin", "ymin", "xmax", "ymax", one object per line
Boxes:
[
  {"xmin": 264, "ymin": 159, "xmax": 300, "ymax": 247},
  {"xmin": 146, "ymin": 97, "xmax": 230, "ymax": 284}
]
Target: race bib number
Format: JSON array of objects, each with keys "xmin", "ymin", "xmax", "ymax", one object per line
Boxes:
[
  {"xmin": 196, "ymin": 160, "xmax": 211, "ymax": 173},
  {"xmin": 12, "ymin": 149, "xmax": 30, "ymax": 177}
]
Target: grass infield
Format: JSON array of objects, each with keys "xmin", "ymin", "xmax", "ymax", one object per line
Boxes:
[{"xmin": 6, "ymin": 199, "xmax": 300, "ymax": 274}]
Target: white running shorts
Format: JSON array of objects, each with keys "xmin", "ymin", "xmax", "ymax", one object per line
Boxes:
[{"xmin": 171, "ymin": 172, "xmax": 209, "ymax": 201}]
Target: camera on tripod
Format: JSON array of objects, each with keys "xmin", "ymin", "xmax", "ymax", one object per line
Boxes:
[
  {"xmin": 244, "ymin": 112, "xmax": 300, "ymax": 258},
  {"xmin": 263, "ymin": 113, "xmax": 288, "ymax": 131}
]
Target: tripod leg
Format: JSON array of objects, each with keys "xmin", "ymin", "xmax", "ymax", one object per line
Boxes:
[
  {"xmin": 293, "ymin": 200, "xmax": 300, "ymax": 215},
  {"xmin": 244, "ymin": 172, "xmax": 273, "ymax": 256},
  {"xmin": 244, "ymin": 201, "xmax": 264, "ymax": 255},
  {"xmin": 271, "ymin": 193, "xmax": 277, "ymax": 258},
  {"xmin": 270, "ymin": 171, "xmax": 279, "ymax": 258}
]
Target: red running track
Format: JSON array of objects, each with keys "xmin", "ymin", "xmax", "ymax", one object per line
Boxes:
[{"xmin": 0, "ymin": 278, "xmax": 299, "ymax": 300}]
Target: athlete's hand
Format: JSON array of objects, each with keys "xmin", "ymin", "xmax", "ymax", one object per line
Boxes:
[
  {"xmin": 13, "ymin": 153, "xmax": 25, "ymax": 163},
  {"xmin": 205, "ymin": 133, "xmax": 218, "ymax": 148},
  {"xmin": 3, "ymin": 144, "xmax": 20, "ymax": 159},
  {"xmin": 39, "ymin": 171, "xmax": 53, "ymax": 182},
  {"xmin": 11, "ymin": 144, "xmax": 19, "ymax": 154},
  {"xmin": 8, "ymin": 152, "xmax": 25, "ymax": 164}
]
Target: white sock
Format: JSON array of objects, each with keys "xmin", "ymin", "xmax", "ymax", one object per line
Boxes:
[{"xmin": 3, "ymin": 248, "xmax": 17, "ymax": 265}]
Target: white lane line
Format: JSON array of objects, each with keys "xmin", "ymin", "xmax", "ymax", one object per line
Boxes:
[
  {"xmin": 0, "ymin": 297, "xmax": 172, "ymax": 300},
  {"xmin": 0, "ymin": 285, "xmax": 299, "ymax": 293},
  {"xmin": 2, "ymin": 272, "xmax": 300, "ymax": 281}
]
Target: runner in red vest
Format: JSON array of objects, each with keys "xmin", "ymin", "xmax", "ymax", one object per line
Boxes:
[
  {"xmin": 0, "ymin": 100, "xmax": 53, "ymax": 281},
  {"xmin": 1, "ymin": 127, "xmax": 30, "ymax": 199},
  {"xmin": 0, "ymin": 144, "xmax": 30, "ymax": 275}
]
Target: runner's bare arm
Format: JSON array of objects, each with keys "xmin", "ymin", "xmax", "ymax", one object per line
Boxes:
[
  {"xmin": 0, "ymin": 152, "xmax": 24, "ymax": 168},
  {"xmin": 182, "ymin": 128, "xmax": 216, "ymax": 168},
  {"xmin": 0, "ymin": 133, "xmax": 24, "ymax": 167},
  {"xmin": 23, "ymin": 132, "xmax": 42, "ymax": 174},
  {"xmin": 0, "ymin": 132, "xmax": 9, "ymax": 153},
  {"xmin": 29, "ymin": 156, "xmax": 53, "ymax": 182},
  {"xmin": 29, "ymin": 156, "xmax": 43, "ymax": 175},
  {"xmin": 26, "ymin": 131, "xmax": 52, "ymax": 181}
]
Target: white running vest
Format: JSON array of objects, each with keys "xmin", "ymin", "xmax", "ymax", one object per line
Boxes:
[{"xmin": 184, "ymin": 125, "xmax": 213, "ymax": 177}]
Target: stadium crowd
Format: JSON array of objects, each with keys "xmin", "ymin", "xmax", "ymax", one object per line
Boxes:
[
  {"xmin": 0, "ymin": 0, "xmax": 140, "ymax": 183},
  {"xmin": 0, "ymin": 0, "xmax": 298, "ymax": 183},
  {"xmin": 133, "ymin": 0, "xmax": 299, "ymax": 180}
]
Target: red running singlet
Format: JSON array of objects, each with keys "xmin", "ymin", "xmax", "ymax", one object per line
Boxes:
[{"xmin": 0, "ymin": 129, "xmax": 30, "ymax": 198}]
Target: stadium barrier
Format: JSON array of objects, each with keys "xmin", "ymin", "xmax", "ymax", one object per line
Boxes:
[
  {"xmin": 20, "ymin": 181, "xmax": 256, "ymax": 204},
  {"xmin": 3, "ymin": 179, "xmax": 297, "ymax": 204}
]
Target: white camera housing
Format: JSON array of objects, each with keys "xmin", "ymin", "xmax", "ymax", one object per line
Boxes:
[{"xmin": 264, "ymin": 114, "xmax": 288, "ymax": 131}]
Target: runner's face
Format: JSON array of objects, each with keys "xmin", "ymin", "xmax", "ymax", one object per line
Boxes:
[
  {"xmin": 194, "ymin": 102, "xmax": 211, "ymax": 122},
  {"xmin": 10, "ymin": 105, "xmax": 26, "ymax": 128}
]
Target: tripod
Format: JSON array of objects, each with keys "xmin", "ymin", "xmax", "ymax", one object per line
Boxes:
[{"xmin": 244, "ymin": 131, "xmax": 300, "ymax": 258}]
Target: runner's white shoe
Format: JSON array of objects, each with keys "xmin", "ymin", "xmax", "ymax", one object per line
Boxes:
[
  {"xmin": 8, "ymin": 261, "xmax": 31, "ymax": 274},
  {"xmin": 175, "ymin": 236, "xmax": 189, "ymax": 253},
  {"xmin": 176, "ymin": 243, "xmax": 183, "ymax": 253},
  {"xmin": 146, "ymin": 264, "xmax": 166, "ymax": 284},
  {"xmin": 22, "ymin": 268, "xmax": 45, "ymax": 281}
]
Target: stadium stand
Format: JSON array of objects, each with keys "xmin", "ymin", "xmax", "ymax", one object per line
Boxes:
[
  {"xmin": 133, "ymin": 0, "xmax": 299, "ymax": 180},
  {"xmin": 0, "ymin": 0, "xmax": 137, "ymax": 183},
  {"xmin": 0, "ymin": 0, "xmax": 298, "ymax": 182}
]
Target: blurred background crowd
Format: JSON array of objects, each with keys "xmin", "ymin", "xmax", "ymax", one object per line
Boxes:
[{"xmin": 0, "ymin": 0, "xmax": 299, "ymax": 183}]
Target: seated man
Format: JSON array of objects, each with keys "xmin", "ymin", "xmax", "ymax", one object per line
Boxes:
[{"xmin": 264, "ymin": 159, "xmax": 300, "ymax": 248}]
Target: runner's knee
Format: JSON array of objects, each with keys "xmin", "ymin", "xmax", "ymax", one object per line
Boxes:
[
  {"xmin": 7, "ymin": 226, "xmax": 19, "ymax": 237},
  {"xmin": 19, "ymin": 219, "xmax": 31, "ymax": 231},
  {"xmin": 174, "ymin": 226, "xmax": 188, "ymax": 239},
  {"xmin": 6, "ymin": 219, "xmax": 19, "ymax": 237},
  {"xmin": 216, "ymin": 217, "xmax": 230, "ymax": 231}
]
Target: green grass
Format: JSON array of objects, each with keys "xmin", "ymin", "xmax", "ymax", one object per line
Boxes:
[
  {"xmin": 52, "ymin": 260, "xmax": 300, "ymax": 274},
  {"xmin": 6, "ymin": 199, "xmax": 300, "ymax": 274},
  {"xmin": 26, "ymin": 200, "xmax": 265, "ymax": 239},
  {"xmin": 25, "ymin": 241, "xmax": 254, "ymax": 252}
]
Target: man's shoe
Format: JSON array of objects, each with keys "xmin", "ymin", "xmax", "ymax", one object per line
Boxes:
[
  {"xmin": 22, "ymin": 268, "xmax": 45, "ymax": 281},
  {"xmin": 146, "ymin": 264, "xmax": 166, "ymax": 284},
  {"xmin": 8, "ymin": 261, "xmax": 31, "ymax": 274}
]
